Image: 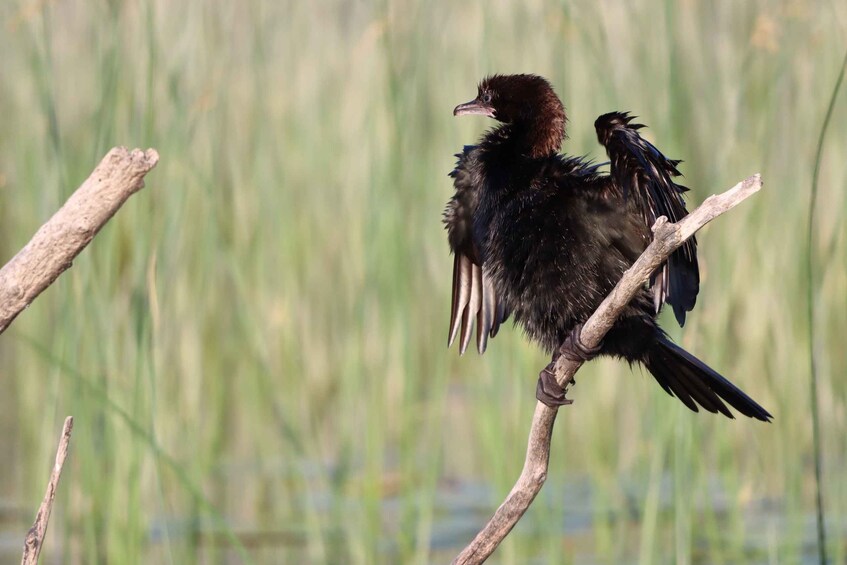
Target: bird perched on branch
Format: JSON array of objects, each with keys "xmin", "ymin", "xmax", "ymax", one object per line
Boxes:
[{"xmin": 444, "ymin": 73, "xmax": 771, "ymax": 421}]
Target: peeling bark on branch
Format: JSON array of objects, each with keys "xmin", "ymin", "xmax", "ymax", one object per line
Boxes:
[
  {"xmin": 452, "ymin": 174, "xmax": 763, "ymax": 565},
  {"xmin": 0, "ymin": 147, "xmax": 159, "ymax": 334}
]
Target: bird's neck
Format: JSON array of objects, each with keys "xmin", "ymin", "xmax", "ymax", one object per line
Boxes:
[{"xmin": 487, "ymin": 115, "xmax": 566, "ymax": 159}]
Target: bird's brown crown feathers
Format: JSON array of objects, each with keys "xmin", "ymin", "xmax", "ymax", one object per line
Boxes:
[{"xmin": 479, "ymin": 74, "xmax": 567, "ymax": 158}]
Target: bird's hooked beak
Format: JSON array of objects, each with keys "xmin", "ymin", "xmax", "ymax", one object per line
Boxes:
[{"xmin": 453, "ymin": 98, "xmax": 495, "ymax": 118}]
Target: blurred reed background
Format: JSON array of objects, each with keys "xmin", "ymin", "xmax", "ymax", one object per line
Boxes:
[{"xmin": 0, "ymin": 0, "xmax": 845, "ymax": 563}]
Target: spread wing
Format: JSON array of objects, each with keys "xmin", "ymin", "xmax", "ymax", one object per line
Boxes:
[
  {"xmin": 444, "ymin": 147, "xmax": 509, "ymax": 354},
  {"xmin": 595, "ymin": 112, "xmax": 700, "ymax": 326}
]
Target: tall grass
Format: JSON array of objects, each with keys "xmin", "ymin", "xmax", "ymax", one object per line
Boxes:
[{"xmin": 0, "ymin": 0, "xmax": 845, "ymax": 563}]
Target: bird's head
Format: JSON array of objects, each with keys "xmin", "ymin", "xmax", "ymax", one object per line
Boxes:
[{"xmin": 453, "ymin": 74, "xmax": 567, "ymax": 157}]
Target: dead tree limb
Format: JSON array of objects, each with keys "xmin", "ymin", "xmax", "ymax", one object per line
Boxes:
[
  {"xmin": 0, "ymin": 147, "xmax": 159, "ymax": 334},
  {"xmin": 452, "ymin": 174, "xmax": 763, "ymax": 565},
  {"xmin": 21, "ymin": 416, "xmax": 74, "ymax": 565}
]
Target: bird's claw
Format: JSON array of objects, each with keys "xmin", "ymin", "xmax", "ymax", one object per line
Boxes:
[
  {"xmin": 560, "ymin": 323, "xmax": 602, "ymax": 362},
  {"xmin": 536, "ymin": 354, "xmax": 574, "ymax": 407}
]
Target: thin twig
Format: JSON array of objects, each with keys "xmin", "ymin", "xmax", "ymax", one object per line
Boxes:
[
  {"xmin": 0, "ymin": 147, "xmax": 159, "ymax": 334},
  {"xmin": 453, "ymin": 174, "xmax": 763, "ymax": 565},
  {"xmin": 21, "ymin": 416, "xmax": 74, "ymax": 565}
]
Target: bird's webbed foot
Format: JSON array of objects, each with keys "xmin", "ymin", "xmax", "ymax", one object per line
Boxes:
[
  {"xmin": 536, "ymin": 351, "xmax": 574, "ymax": 407},
  {"xmin": 559, "ymin": 323, "xmax": 602, "ymax": 362},
  {"xmin": 536, "ymin": 325, "xmax": 601, "ymax": 408}
]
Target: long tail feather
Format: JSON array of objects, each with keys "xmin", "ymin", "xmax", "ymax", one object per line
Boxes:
[{"xmin": 644, "ymin": 336, "xmax": 772, "ymax": 422}]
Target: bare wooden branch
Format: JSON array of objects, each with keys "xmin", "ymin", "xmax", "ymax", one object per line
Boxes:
[
  {"xmin": 21, "ymin": 416, "xmax": 74, "ymax": 565},
  {"xmin": 0, "ymin": 147, "xmax": 159, "ymax": 334},
  {"xmin": 453, "ymin": 174, "xmax": 763, "ymax": 565}
]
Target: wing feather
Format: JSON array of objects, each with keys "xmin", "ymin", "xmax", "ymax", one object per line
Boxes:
[
  {"xmin": 448, "ymin": 254, "xmax": 472, "ymax": 348},
  {"xmin": 595, "ymin": 112, "xmax": 700, "ymax": 326},
  {"xmin": 444, "ymin": 147, "xmax": 509, "ymax": 354}
]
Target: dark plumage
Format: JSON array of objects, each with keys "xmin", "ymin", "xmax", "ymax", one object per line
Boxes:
[{"xmin": 444, "ymin": 74, "xmax": 771, "ymax": 421}]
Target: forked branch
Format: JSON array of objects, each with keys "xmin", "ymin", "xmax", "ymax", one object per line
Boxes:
[{"xmin": 452, "ymin": 174, "xmax": 763, "ymax": 564}]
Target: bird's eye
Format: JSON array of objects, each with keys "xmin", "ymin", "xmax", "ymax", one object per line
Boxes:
[{"xmin": 482, "ymin": 92, "xmax": 493, "ymax": 104}]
